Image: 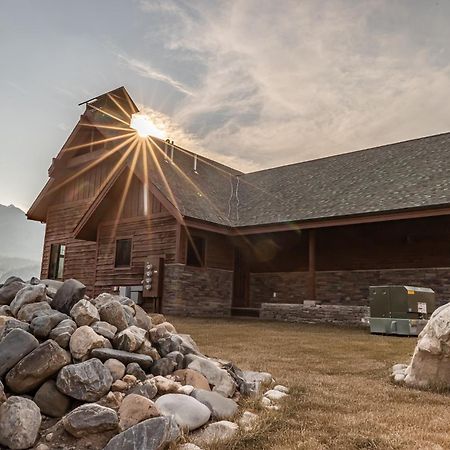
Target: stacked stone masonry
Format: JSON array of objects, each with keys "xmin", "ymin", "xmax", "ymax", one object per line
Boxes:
[{"xmin": 260, "ymin": 303, "xmax": 370, "ymax": 327}]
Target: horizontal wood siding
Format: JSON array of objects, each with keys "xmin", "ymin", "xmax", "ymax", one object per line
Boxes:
[{"xmin": 94, "ymin": 215, "xmax": 178, "ymax": 292}]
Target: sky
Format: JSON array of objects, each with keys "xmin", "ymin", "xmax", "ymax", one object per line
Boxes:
[{"xmin": 1, "ymin": 0, "xmax": 450, "ymax": 210}]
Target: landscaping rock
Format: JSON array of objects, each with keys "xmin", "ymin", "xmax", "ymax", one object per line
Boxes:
[
  {"xmin": 69, "ymin": 325, "xmax": 106, "ymax": 360},
  {"xmin": 99, "ymin": 301, "xmax": 129, "ymax": 331},
  {"xmin": 6, "ymin": 340, "xmax": 71, "ymax": 393},
  {"xmin": 30, "ymin": 310, "xmax": 68, "ymax": 338},
  {"xmin": 137, "ymin": 339, "xmax": 161, "ymax": 360},
  {"xmin": 153, "ymin": 375, "xmax": 182, "ymax": 394},
  {"xmin": 39, "ymin": 279, "xmax": 63, "ymax": 298},
  {"xmin": 51, "ymin": 278, "xmax": 86, "ymax": 314},
  {"xmin": 91, "ymin": 320, "xmax": 117, "ymax": 339},
  {"xmin": 118, "ymin": 393, "xmax": 160, "ymax": 430},
  {"xmin": 33, "ymin": 379, "xmax": 71, "ymax": 417},
  {"xmin": 97, "ymin": 391, "xmax": 124, "ymax": 411},
  {"xmin": 178, "ymin": 444, "xmax": 203, "ymax": 450},
  {"xmin": 191, "ymin": 389, "xmax": 238, "ymax": 419},
  {"xmin": 0, "ymin": 280, "xmax": 25, "ymax": 305},
  {"xmin": 192, "ymin": 420, "xmax": 238, "ymax": 445},
  {"xmin": 0, "ymin": 305, "xmax": 12, "ymax": 316},
  {"xmin": 10, "ymin": 284, "xmax": 46, "ymax": 316},
  {"xmin": 114, "ymin": 325, "xmax": 147, "ymax": 352},
  {"xmin": 264, "ymin": 389, "xmax": 288, "ymax": 401},
  {"xmin": 185, "ymin": 354, "xmax": 236, "ymax": 397},
  {"xmin": 0, "ymin": 328, "xmax": 39, "ymax": 377},
  {"xmin": 151, "ymin": 357, "xmax": 177, "ymax": 376},
  {"xmin": 133, "ymin": 304, "xmax": 152, "ymax": 330},
  {"xmin": 0, "ymin": 381, "xmax": 6, "ymax": 404},
  {"xmin": 173, "ymin": 369, "xmax": 211, "ymax": 391},
  {"xmin": 49, "ymin": 318, "xmax": 77, "ymax": 349},
  {"xmin": 17, "ymin": 301, "xmax": 51, "ymax": 322},
  {"xmin": 57, "ymin": 358, "xmax": 113, "ymax": 401},
  {"xmin": 0, "ymin": 396, "xmax": 41, "ymax": 450},
  {"xmin": 0, "ymin": 316, "xmax": 29, "ymax": 337},
  {"xmin": 242, "ymin": 370, "xmax": 273, "ymax": 384},
  {"xmin": 166, "ymin": 350, "xmax": 184, "ymax": 370},
  {"xmin": 103, "ymin": 416, "xmax": 179, "ymax": 450},
  {"xmin": 126, "ymin": 362, "xmax": 147, "ymax": 381},
  {"xmin": 70, "ymin": 298, "xmax": 100, "ymax": 326},
  {"xmin": 105, "ymin": 358, "xmax": 126, "ymax": 381},
  {"xmin": 128, "ymin": 379, "xmax": 158, "ymax": 400},
  {"xmin": 63, "ymin": 403, "xmax": 118, "ymax": 438},
  {"xmin": 155, "ymin": 393, "xmax": 211, "ymax": 431},
  {"xmin": 91, "ymin": 347, "xmax": 153, "ymax": 370},
  {"xmin": 274, "ymin": 384, "xmax": 289, "ymax": 393},
  {"xmin": 238, "ymin": 411, "xmax": 258, "ymax": 431}
]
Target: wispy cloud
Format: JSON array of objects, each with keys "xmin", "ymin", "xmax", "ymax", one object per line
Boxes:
[{"xmin": 118, "ymin": 54, "xmax": 193, "ymax": 96}]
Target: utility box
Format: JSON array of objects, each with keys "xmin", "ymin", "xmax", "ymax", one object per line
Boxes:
[{"xmin": 369, "ymin": 285, "xmax": 435, "ymax": 336}]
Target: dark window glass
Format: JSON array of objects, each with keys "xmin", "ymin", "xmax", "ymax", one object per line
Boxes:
[
  {"xmin": 115, "ymin": 239, "xmax": 132, "ymax": 267},
  {"xmin": 186, "ymin": 236, "xmax": 205, "ymax": 267},
  {"xmin": 49, "ymin": 243, "xmax": 66, "ymax": 280}
]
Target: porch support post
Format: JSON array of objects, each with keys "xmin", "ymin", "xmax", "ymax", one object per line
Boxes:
[{"xmin": 308, "ymin": 229, "xmax": 316, "ymax": 300}]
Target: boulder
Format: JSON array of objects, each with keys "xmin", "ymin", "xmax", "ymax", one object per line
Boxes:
[
  {"xmin": 179, "ymin": 444, "xmax": 203, "ymax": 450},
  {"xmin": 242, "ymin": 370, "xmax": 273, "ymax": 385},
  {"xmin": 104, "ymin": 358, "xmax": 126, "ymax": 381},
  {"xmin": 118, "ymin": 393, "xmax": 160, "ymax": 431},
  {"xmin": 0, "ymin": 328, "xmax": 39, "ymax": 377},
  {"xmin": 264, "ymin": 389, "xmax": 288, "ymax": 401},
  {"xmin": 0, "ymin": 316, "xmax": 30, "ymax": 337},
  {"xmin": 99, "ymin": 301, "xmax": 129, "ymax": 331},
  {"xmin": 91, "ymin": 347, "xmax": 153, "ymax": 370},
  {"xmin": 155, "ymin": 393, "xmax": 210, "ymax": 431},
  {"xmin": 149, "ymin": 324, "xmax": 171, "ymax": 342},
  {"xmin": 91, "ymin": 321, "xmax": 117, "ymax": 339},
  {"xmin": 192, "ymin": 420, "xmax": 238, "ymax": 445},
  {"xmin": 10, "ymin": 284, "xmax": 46, "ymax": 316},
  {"xmin": 30, "ymin": 311, "xmax": 68, "ymax": 338},
  {"xmin": 63, "ymin": 404, "xmax": 118, "ymax": 438},
  {"xmin": 97, "ymin": 391, "xmax": 125, "ymax": 411},
  {"xmin": 51, "ymin": 279, "xmax": 86, "ymax": 314},
  {"xmin": 69, "ymin": 325, "xmax": 106, "ymax": 360},
  {"xmin": 39, "ymin": 279, "xmax": 63, "ymax": 299},
  {"xmin": 153, "ymin": 375, "xmax": 182, "ymax": 394},
  {"xmin": 133, "ymin": 304, "xmax": 152, "ymax": 330},
  {"xmin": 274, "ymin": 384, "xmax": 289, "ymax": 393},
  {"xmin": 49, "ymin": 318, "xmax": 77, "ymax": 349},
  {"xmin": 166, "ymin": 351, "xmax": 184, "ymax": 370},
  {"xmin": 148, "ymin": 313, "xmax": 166, "ymax": 325},
  {"xmin": 103, "ymin": 416, "xmax": 179, "ymax": 450},
  {"xmin": 127, "ymin": 379, "xmax": 158, "ymax": 400},
  {"xmin": 33, "ymin": 379, "xmax": 71, "ymax": 417},
  {"xmin": 126, "ymin": 362, "xmax": 147, "ymax": 381},
  {"xmin": 17, "ymin": 301, "xmax": 51, "ymax": 322},
  {"xmin": 191, "ymin": 389, "xmax": 238, "ymax": 419},
  {"xmin": 173, "ymin": 369, "xmax": 211, "ymax": 391},
  {"xmin": 238, "ymin": 411, "xmax": 258, "ymax": 431},
  {"xmin": 114, "ymin": 325, "xmax": 147, "ymax": 352},
  {"xmin": 185, "ymin": 355, "xmax": 236, "ymax": 397},
  {"xmin": 57, "ymin": 358, "xmax": 113, "ymax": 402},
  {"xmin": 70, "ymin": 299, "xmax": 100, "ymax": 326},
  {"xmin": 0, "ymin": 280, "xmax": 25, "ymax": 305},
  {"xmin": 0, "ymin": 305, "xmax": 12, "ymax": 316},
  {"xmin": 151, "ymin": 357, "xmax": 177, "ymax": 376},
  {"xmin": 137, "ymin": 339, "xmax": 161, "ymax": 360},
  {"xmin": 0, "ymin": 396, "xmax": 41, "ymax": 450},
  {"xmin": 6, "ymin": 340, "xmax": 71, "ymax": 393},
  {"xmin": 0, "ymin": 381, "xmax": 6, "ymax": 404}
]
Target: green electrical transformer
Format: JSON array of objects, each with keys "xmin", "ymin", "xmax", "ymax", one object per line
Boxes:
[{"xmin": 369, "ymin": 285, "xmax": 436, "ymax": 336}]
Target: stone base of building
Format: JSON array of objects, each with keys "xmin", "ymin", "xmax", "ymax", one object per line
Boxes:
[
  {"xmin": 162, "ymin": 264, "xmax": 233, "ymax": 317},
  {"xmin": 260, "ymin": 303, "xmax": 370, "ymax": 327}
]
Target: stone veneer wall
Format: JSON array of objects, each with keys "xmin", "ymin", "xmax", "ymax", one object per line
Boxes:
[
  {"xmin": 260, "ymin": 303, "xmax": 370, "ymax": 327},
  {"xmin": 163, "ymin": 263, "xmax": 233, "ymax": 317},
  {"xmin": 250, "ymin": 267, "xmax": 450, "ymax": 307}
]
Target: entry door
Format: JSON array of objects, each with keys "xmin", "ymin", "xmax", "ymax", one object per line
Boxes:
[{"xmin": 232, "ymin": 248, "xmax": 249, "ymax": 307}]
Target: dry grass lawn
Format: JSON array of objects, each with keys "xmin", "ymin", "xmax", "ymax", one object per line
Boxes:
[{"xmin": 169, "ymin": 317, "xmax": 450, "ymax": 450}]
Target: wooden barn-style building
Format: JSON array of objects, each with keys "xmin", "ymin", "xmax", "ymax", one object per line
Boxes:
[{"xmin": 27, "ymin": 87, "xmax": 450, "ymax": 317}]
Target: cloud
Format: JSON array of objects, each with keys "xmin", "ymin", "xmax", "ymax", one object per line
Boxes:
[
  {"xmin": 118, "ymin": 54, "xmax": 193, "ymax": 96},
  {"xmin": 135, "ymin": 0, "xmax": 450, "ymax": 172}
]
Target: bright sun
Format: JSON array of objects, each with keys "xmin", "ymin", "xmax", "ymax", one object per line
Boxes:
[{"xmin": 130, "ymin": 113, "xmax": 167, "ymax": 140}]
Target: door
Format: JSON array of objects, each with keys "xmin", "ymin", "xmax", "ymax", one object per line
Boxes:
[{"xmin": 232, "ymin": 247, "xmax": 249, "ymax": 307}]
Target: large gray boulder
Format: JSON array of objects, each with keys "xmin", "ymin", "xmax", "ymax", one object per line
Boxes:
[
  {"xmin": 63, "ymin": 404, "xmax": 118, "ymax": 438},
  {"xmin": 0, "ymin": 396, "xmax": 41, "ymax": 450},
  {"xmin": 49, "ymin": 318, "xmax": 77, "ymax": 349},
  {"xmin": 0, "ymin": 316, "xmax": 30, "ymax": 338},
  {"xmin": 30, "ymin": 310, "xmax": 69, "ymax": 338},
  {"xmin": 114, "ymin": 325, "xmax": 147, "ymax": 352},
  {"xmin": 16, "ymin": 301, "xmax": 51, "ymax": 322},
  {"xmin": 91, "ymin": 320, "xmax": 117, "ymax": 339},
  {"xmin": 103, "ymin": 416, "xmax": 180, "ymax": 450},
  {"xmin": 34, "ymin": 379, "xmax": 71, "ymax": 417},
  {"xmin": 155, "ymin": 394, "xmax": 211, "ymax": 431},
  {"xmin": 6, "ymin": 339, "xmax": 71, "ymax": 393},
  {"xmin": 57, "ymin": 358, "xmax": 113, "ymax": 401},
  {"xmin": 51, "ymin": 279, "xmax": 86, "ymax": 314},
  {"xmin": 70, "ymin": 298, "xmax": 100, "ymax": 326},
  {"xmin": 0, "ymin": 280, "xmax": 25, "ymax": 305},
  {"xmin": 10, "ymin": 284, "xmax": 46, "ymax": 316},
  {"xmin": 99, "ymin": 301, "xmax": 129, "ymax": 331},
  {"xmin": 0, "ymin": 328, "xmax": 39, "ymax": 377},
  {"xmin": 91, "ymin": 347, "xmax": 153, "ymax": 370},
  {"xmin": 191, "ymin": 389, "xmax": 238, "ymax": 419}
]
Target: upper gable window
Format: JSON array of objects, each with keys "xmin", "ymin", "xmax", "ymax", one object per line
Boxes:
[{"xmin": 115, "ymin": 238, "xmax": 132, "ymax": 267}]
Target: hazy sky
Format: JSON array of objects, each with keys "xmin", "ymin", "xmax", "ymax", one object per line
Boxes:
[{"xmin": 2, "ymin": 0, "xmax": 450, "ymax": 210}]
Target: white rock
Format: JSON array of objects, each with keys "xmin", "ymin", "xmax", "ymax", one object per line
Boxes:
[
  {"xmin": 238, "ymin": 411, "xmax": 258, "ymax": 431},
  {"xmin": 193, "ymin": 420, "xmax": 238, "ymax": 445},
  {"xmin": 178, "ymin": 444, "xmax": 203, "ymax": 450},
  {"xmin": 261, "ymin": 396, "xmax": 271, "ymax": 407},
  {"xmin": 177, "ymin": 384, "xmax": 195, "ymax": 395},
  {"xmin": 264, "ymin": 389, "xmax": 288, "ymax": 401},
  {"xmin": 274, "ymin": 384, "xmax": 289, "ymax": 393}
]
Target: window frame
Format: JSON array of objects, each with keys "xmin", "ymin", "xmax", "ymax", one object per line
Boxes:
[
  {"xmin": 186, "ymin": 235, "xmax": 206, "ymax": 268},
  {"xmin": 48, "ymin": 243, "xmax": 66, "ymax": 280},
  {"xmin": 114, "ymin": 237, "xmax": 133, "ymax": 268}
]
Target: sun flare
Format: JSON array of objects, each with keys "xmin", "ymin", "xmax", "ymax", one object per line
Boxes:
[{"xmin": 130, "ymin": 113, "xmax": 167, "ymax": 139}]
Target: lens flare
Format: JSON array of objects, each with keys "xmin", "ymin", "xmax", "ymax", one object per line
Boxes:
[{"xmin": 130, "ymin": 113, "xmax": 167, "ymax": 139}]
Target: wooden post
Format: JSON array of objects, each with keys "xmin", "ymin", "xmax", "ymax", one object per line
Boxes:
[{"xmin": 308, "ymin": 229, "xmax": 316, "ymax": 300}]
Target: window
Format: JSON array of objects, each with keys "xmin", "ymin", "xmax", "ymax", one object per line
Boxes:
[
  {"xmin": 49, "ymin": 243, "xmax": 66, "ymax": 280},
  {"xmin": 186, "ymin": 236, "xmax": 206, "ymax": 267},
  {"xmin": 115, "ymin": 238, "xmax": 132, "ymax": 267}
]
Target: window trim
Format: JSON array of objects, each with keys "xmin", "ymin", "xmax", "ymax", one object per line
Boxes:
[
  {"xmin": 114, "ymin": 237, "xmax": 133, "ymax": 268},
  {"xmin": 186, "ymin": 235, "xmax": 206, "ymax": 268}
]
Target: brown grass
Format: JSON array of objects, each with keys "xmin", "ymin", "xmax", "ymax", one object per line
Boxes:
[{"xmin": 169, "ymin": 317, "xmax": 450, "ymax": 450}]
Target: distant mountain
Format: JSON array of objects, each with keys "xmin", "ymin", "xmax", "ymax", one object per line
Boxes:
[{"xmin": 0, "ymin": 204, "xmax": 44, "ymax": 282}]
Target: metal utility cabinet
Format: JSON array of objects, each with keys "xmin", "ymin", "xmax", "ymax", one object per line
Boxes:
[{"xmin": 369, "ymin": 285, "xmax": 435, "ymax": 336}]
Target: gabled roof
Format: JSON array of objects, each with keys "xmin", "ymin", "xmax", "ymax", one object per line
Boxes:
[{"xmin": 28, "ymin": 87, "xmax": 450, "ymax": 233}]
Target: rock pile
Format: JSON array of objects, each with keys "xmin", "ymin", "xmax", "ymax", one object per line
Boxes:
[
  {"xmin": 0, "ymin": 276, "xmax": 288, "ymax": 449},
  {"xmin": 392, "ymin": 302, "xmax": 450, "ymax": 389}
]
